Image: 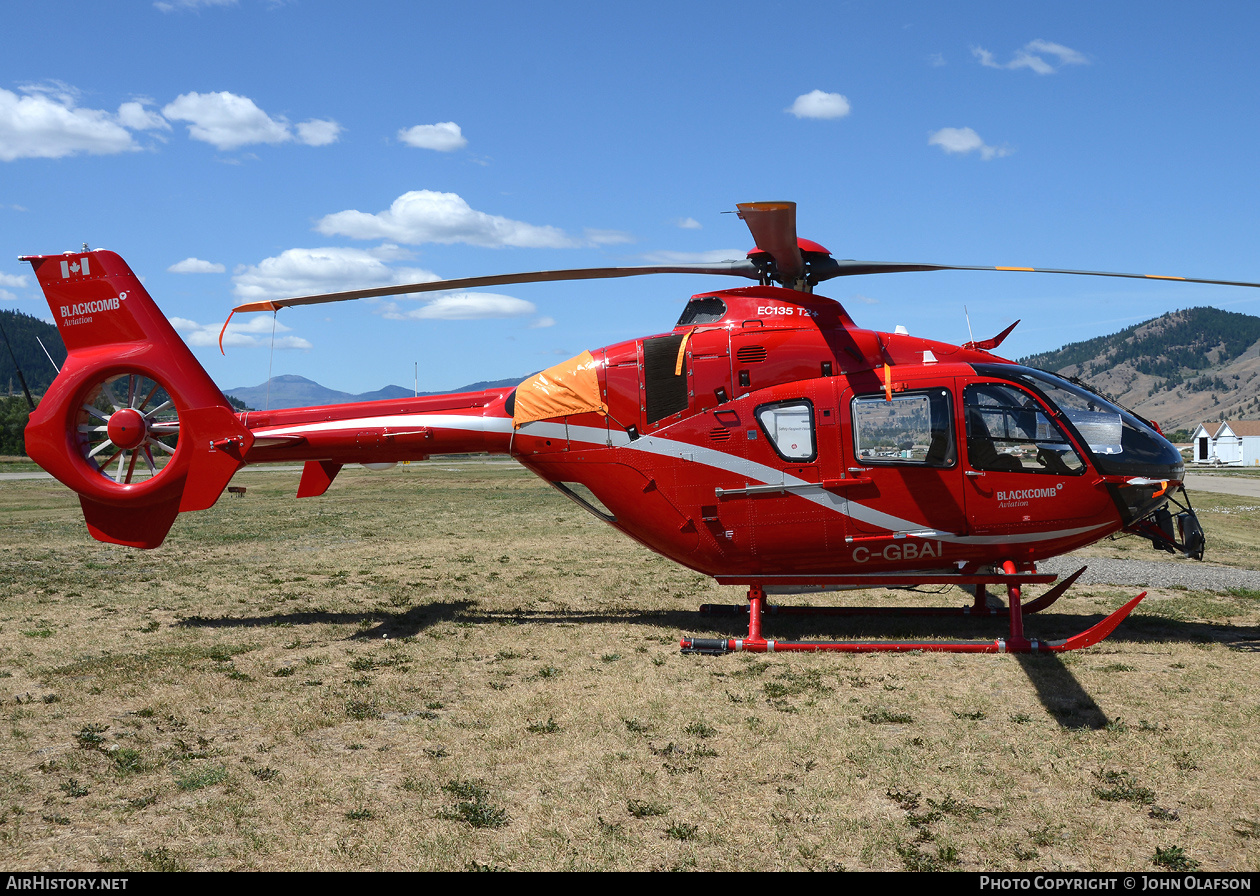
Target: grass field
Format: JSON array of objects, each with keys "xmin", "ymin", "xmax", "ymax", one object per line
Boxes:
[{"xmin": 1, "ymin": 462, "xmax": 1258, "ymax": 871}]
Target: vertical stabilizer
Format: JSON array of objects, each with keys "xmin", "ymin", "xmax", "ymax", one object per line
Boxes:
[{"xmin": 21, "ymin": 250, "xmax": 253, "ymax": 547}]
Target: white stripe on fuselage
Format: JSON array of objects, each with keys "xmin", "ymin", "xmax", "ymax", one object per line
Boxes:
[
  {"xmin": 254, "ymin": 413, "xmax": 1108, "ymax": 546},
  {"xmin": 255, "ymin": 413, "xmax": 514, "ymax": 437}
]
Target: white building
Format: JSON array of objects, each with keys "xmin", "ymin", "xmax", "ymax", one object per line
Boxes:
[{"xmin": 1191, "ymin": 420, "xmax": 1260, "ymax": 466}]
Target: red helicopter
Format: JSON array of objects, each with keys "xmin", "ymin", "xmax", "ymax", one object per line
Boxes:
[{"xmin": 20, "ymin": 202, "xmax": 1248, "ymax": 656}]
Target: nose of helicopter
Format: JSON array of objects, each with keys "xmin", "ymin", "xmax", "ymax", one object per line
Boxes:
[{"xmin": 1087, "ymin": 413, "xmax": 1185, "ymax": 482}]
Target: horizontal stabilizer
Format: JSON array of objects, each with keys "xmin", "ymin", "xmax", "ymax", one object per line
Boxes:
[{"xmin": 177, "ymin": 406, "xmax": 255, "ymax": 512}]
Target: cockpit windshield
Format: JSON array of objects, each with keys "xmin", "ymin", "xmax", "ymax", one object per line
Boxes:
[
  {"xmin": 972, "ymin": 364, "xmax": 1184, "ymax": 479},
  {"xmin": 1018, "ymin": 373, "xmax": 1124, "ymax": 455}
]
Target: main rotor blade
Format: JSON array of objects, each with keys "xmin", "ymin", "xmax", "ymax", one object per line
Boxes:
[
  {"xmin": 815, "ymin": 259, "xmax": 1260, "ymax": 289},
  {"xmin": 232, "ymin": 260, "xmax": 762, "ymax": 313},
  {"xmin": 736, "ymin": 201, "xmax": 804, "ymax": 283}
]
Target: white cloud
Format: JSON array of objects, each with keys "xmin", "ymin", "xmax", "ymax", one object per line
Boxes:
[
  {"xmin": 973, "ymin": 40, "xmax": 1088, "ymax": 75},
  {"xmin": 787, "ymin": 90, "xmax": 851, "ymax": 119},
  {"xmin": 640, "ymin": 249, "xmax": 747, "ymax": 264},
  {"xmin": 116, "ymin": 100, "xmax": 170, "ymax": 132},
  {"xmin": 163, "ymin": 92, "xmax": 288, "ymax": 149},
  {"xmin": 162, "ymin": 91, "xmax": 340, "ymax": 150},
  {"xmin": 315, "ymin": 190, "xmax": 579, "ymax": 248},
  {"xmin": 383, "ymin": 292, "xmax": 536, "ymax": 321},
  {"xmin": 295, "ymin": 119, "xmax": 342, "ymax": 146},
  {"xmin": 154, "ymin": 0, "xmax": 238, "ymax": 11},
  {"xmin": 529, "ymin": 316, "xmax": 556, "ymax": 329},
  {"xmin": 18, "ymin": 82, "xmax": 78, "ymax": 104},
  {"xmin": 0, "ymin": 271, "xmax": 26, "ymax": 301},
  {"xmin": 168, "ymin": 257, "xmax": 225, "ymax": 274},
  {"xmin": 232, "ymin": 246, "xmax": 438, "ymax": 301},
  {"xmin": 169, "ymin": 314, "xmax": 311, "ymax": 350},
  {"xmin": 364, "ymin": 242, "xmax": 416, "ymax": 262},
  {"xmin": 928, "ymin": 53, "xmax": 946, "ymax": 67},
  {"xmin": 676, "ymin": 217, "xmax": 702, "ymax": 230},
  {"xmin": 928, "ymin": 127, "xmax": 1010, "ymax": 160},
  {"xmin": 397, "ymin": 122, "xmax": 467, "ymax": 151},
  {"xmin": 0, "ymin": 86, "xmax": 138, "ymax": 161},
  {"xmin": 583, "ymin": 228, "xmax": 633, "ymax": 245}
]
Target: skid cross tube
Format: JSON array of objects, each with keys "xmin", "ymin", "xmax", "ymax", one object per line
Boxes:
[{"xmin": 681, "ymin": 565, "xmax": 1144, "ymax": 655}]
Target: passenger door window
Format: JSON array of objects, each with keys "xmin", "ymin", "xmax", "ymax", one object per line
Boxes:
[
  {"xmin": 844, "ymin": 387, "xmax": 967, "ymax": 537},
  {"xmin": 852, "ymin": 390, "xmax": 955, "ymax": 467}
]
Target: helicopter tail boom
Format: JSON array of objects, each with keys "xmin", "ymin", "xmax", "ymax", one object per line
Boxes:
[{"xmin": 21, "ymin": 250, "xmax": 252, "ymax": 548}]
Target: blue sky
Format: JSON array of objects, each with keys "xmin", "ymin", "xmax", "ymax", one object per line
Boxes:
[{"xmin": 3, "ymin": 0, "xmax": 1259, "ymax": 395}]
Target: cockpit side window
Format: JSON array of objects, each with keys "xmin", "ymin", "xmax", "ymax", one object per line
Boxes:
[
  {"xmin": 964, "ymin": 383, "xmax": 1084, "ymax": 474},
  {"xmin": 852, "ymin": 390, "xmax": 956, "ymax": 467}
]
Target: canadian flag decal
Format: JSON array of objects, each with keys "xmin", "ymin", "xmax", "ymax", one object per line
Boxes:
[{"xmin": 59, "ymin": 257, "xmax": 90, "ymax": 279}]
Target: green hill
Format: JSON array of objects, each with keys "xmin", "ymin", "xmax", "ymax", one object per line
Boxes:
[
  {"xmin": 1019, "ymin": 306, "xmax": 1260, "ymax": 429},
  {"xmin": 1020, "ymin": 307, "xmax": 1260, "ymax": 387}
]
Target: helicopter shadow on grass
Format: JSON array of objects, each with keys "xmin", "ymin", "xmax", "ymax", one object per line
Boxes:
[
  {"xmin": 687, "ymin": 606, "xmax": 1129, "ymax": 727},
  {"xmin": 1011, "ymin": 612, "xmax": 1259, "ymax": 728},
  {"xmin": 176, "ymin": 599, "xmax": 706, "ymax": 643},
  {"xmin": 178, "ymin": 600, "xmax": 480, "ymax": 636},
  {"xmin": 684, "ymin": 602, "xmax": 1259, "ymax": 730},
  {"xmin": 177, "ymin": 597, "xmax": 1257, "ymax": 731}
]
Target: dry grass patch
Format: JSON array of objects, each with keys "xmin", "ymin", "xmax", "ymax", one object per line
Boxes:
[{"xmin": 0, "ymin": 463, "xmax": 1257, "ymax": 870}]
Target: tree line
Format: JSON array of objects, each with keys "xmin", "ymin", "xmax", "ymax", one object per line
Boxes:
[{"xmin": 0, "ymin": 309, "xmax": 66, "ymax": 397}]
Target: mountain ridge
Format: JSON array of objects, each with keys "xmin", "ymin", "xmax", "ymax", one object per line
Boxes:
[
  {"xmin": 223, "ymin": 374, "xmax": 527, "ymax": 410},
  {"xmin": 1019, "ymin": 306, "xmax": 1260, "ymax": 431}
]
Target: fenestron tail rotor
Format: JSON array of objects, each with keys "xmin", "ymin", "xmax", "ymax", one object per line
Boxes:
[
  {"xmin": 76, "ymin": 372, "xmax": 179, "ymax": 487},
  {"xmin": 21, "ymin": 248, "xmax": 253, "ymax": 549}
]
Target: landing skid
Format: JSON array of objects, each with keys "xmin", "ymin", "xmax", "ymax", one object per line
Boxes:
[
  {"xmin": 681, "ymin": 564, "xmax": 1144, "ymax": 655},
  {"xmin": 698, "ymin": 566, "xmax": 1086, "ymax": 618}
]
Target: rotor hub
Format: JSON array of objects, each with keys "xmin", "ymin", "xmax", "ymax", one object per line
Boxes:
[
  {"xmin": 106, "ymin": 407, "xmax": 147, "ymax": 451},
  {"xmin": 746, "ymin": 238, "xmax": 833, "ymax": 257}
]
